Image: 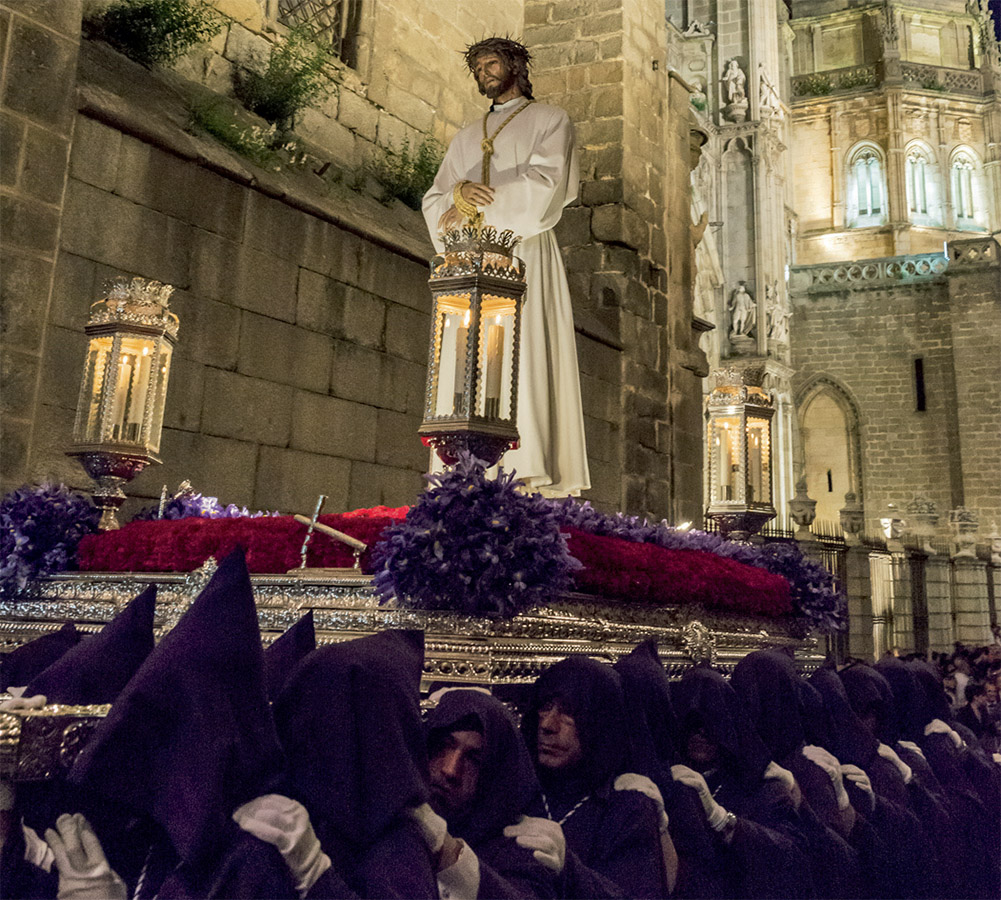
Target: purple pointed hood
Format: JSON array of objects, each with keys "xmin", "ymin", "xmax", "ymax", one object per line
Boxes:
[
  {"xmin": 273, "ymin": 630, "xmax": 429, "ymax": 851},
  {"xmin": 69, "ymin": 548, "xmax": 284, "ymax": 870},
  {"xmin": 0, "ymin": 622, "xmax": 80, "ymax": 691},
  {"xmin": 27, "ymin": 586, "xmax": 156, "ymax": 705},
  {"xmin": 264, "ymin": 611, "xmax": 316, "ymax": 701}
]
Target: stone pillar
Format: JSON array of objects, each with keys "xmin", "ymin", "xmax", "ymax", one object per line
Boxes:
[
  {"xmin": 925, "ymin": 556, "xmax": 954, "ymax": 653},
  {"xmin": 0, "ymin": 1, "xmax": 84, "ymax": 492},
  {"xmin": 525, "ymin": 0, "xmax": 705, "ymax": 523},
  {"xmin": 952, "ymin": 557, "xmax": 992, "ymax": 645},
  {"xmin": 890, "ymin": 553, "xmax": 913, "ymax": 652},
  {"xmin": 845, "ymin": 545, "xmax": 875, "ymax": 660}
]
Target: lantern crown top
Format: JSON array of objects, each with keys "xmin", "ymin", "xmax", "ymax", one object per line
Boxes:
[
  {"xmin": 432, "ymin": 225, "xmax": 526, "ymax": 284},
  {"xmin": 708, "ymin": 365, "xmax": 772, "ymax": 407},
  {"xmin": 442, "ymin": 224, "xmax": 521, "ymax": 256},
  {"xmin": 87, "ymin": 278, "xmax": 179, "ymax": 339}
]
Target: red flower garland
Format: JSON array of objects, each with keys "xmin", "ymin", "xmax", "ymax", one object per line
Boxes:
[{"xmin": 77, "ymin": 507, "xmax": 791, "ymax": 617}]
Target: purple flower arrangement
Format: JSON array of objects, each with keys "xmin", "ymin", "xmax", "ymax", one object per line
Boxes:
[
  {"xmin": 372, "ymin": 453, "xmax": 582, "ymax": 617},
  {"xmin": 542, "ymin": 497, "xmax": 847, "ymax": 632},
  {"xmin": 132, "ymin": 491, "xmax": 275, "ymax": 521},
  {"xmin": 0, "ymin": 483, "xmax": 101, "ymax": 595}
]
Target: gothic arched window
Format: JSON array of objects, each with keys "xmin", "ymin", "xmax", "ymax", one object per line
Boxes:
[
  {"xmin": 950, "ymin": 149, "xmax": 984, "ymax": 230},
  {"xmin": 846, "ymin": 144, "xmax": 887, "ymax": 227},
  {"xmin": 905, "ymin": 143, "xmax": 941, "ymax": 226}
]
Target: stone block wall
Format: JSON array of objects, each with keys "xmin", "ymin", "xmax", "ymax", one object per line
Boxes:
[
  {"xmin": 173, "ymin": 0, "xmax": 521, "ymax": 168},
  {"xmin": 1, "ymin": 1, "xmax": 84, "ymax": 491},
  {"xmin": 524, "ymin": 0, "xmax": 705, "ymax": 523},
  {"xmin": 791, "ymin": 278, "xmax": 962, "ymax": 535},
  {"xmin": 945, "ymin": 242, "xmax": 1001, "ymax": 531}
]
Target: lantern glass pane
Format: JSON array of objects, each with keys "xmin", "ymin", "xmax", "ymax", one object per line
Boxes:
[
  {"xmin": 75, "ymin": 336, "xmax": 113, "ymax": 442},
  {"xmin": 147, "ymin": 342, "xmax": 173, "ymax": 454},
  {"xmin": 432, "ymin": 295, "xmax": 472, "ymax": 419},
  {"xmin": 476, "ymin": 296, "xmax": 516, "ymax": 420},
  {"xmin": 104, "ymin": 336, "xmax": 159, "ymax": 443},
  {"xmin": 710, "ymin": 414, "xmax": 741, "ymax": 502},
  {"xmin": 746, "ymin": 415, "xmax": 771, "ymax": 504}
]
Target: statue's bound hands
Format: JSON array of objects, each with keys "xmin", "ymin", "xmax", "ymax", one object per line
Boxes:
[{"xmin": 460, "ymin": 181, "xmax": 495, "ymax": 206}]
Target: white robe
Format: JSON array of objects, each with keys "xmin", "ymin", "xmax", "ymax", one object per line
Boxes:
[{"xmin": 422, "ymin": 98, "xmax": 590, "ymax": 497}]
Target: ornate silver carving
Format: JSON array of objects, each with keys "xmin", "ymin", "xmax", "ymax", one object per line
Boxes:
[{"xmin": 681, "ymin": 619, "xmax": 717, "ymax": 665}]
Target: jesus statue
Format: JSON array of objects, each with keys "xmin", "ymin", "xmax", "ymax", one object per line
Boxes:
[{"xmin": 422, "ymin": 37, "xmax": 590, "ymax": 498}]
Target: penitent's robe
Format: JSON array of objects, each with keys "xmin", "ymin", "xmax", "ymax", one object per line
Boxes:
[{"xmin": 423, "ymin": 96, "xmax": 590, "ymax": 497}]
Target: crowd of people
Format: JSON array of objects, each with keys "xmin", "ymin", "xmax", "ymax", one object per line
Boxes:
[{"xmin": 1, "ymin": 547, "xmax": 998, "ymax": 899}]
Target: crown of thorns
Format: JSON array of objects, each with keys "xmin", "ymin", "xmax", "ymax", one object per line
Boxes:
[{"xmin": 463, "ymin": 37, "xmax": 532, "ymax": 72}]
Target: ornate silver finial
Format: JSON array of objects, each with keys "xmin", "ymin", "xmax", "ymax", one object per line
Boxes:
[{"xmin": 681, "ymin": 620, "xmax": 717, "ymax": 665}]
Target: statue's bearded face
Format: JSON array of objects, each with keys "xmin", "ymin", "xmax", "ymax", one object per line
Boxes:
[{"xmin": 473, "ymin": 52, "xmax": 516, "ymax": 99}]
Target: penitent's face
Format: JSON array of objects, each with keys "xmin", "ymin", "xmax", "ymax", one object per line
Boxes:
[
  {"xmin": 473, "ymin": 52, "xmax": 516, "ymax": 99},
  {"xmin": 536, "ymin": 699, "xmax": 584, "ymax": 770},
  {"xmin": 429, "ymin": 729, "xmax": 484, "ymax": 819}
]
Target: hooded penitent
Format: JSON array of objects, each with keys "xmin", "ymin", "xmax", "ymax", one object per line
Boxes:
[
  {"xmin": 263, "ymin": 611, "xmax": 315, "ymax": 701},
  {"xmin": 838, "ymin": 663, "xmax": 898, "ymax": 744},
  {"xmin": 521, "ymin": 655, "xmax": 631, "ymax": 803},
  {"xmin": 730, "ymin": 650, "xmax": 807, "ymax": 763},
  {"xmin": 272, "ymin": 628, "xmax": 436, "ymax": 897},
  {"xmin": 26, "ymin": 586, "xmax": 156, "ymax": 705},
  {"xmin": 612, "ymin": 640, "xmax": 679, "ymax": 774},
  {"xmin": 0, "ymin": 622, "xmax": 79, "ymax": 691},
  {"xmin": 809, "ymin": 668, "xmax": 879, "ymax": 770},
  {"xmin": 426, "ymin": 689, "xmax": 541, "ymax": 846},
  {"xmin": 872, "ymin": 658, "xmax": 929, "ymax": 744},
  {"xmin": 671, "ymin": 665, "xmax": 772, "ymax": 789},
  {"xmin": 68, "ymin": 548, "xmax": 290, "ymax": 895}
]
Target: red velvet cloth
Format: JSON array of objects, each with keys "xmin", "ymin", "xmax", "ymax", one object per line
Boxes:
[{"xmin": 77, "ymin": 509, "xmax": 791, "ymax": 616}]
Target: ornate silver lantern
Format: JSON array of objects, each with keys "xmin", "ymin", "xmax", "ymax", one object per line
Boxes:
[
  {"xmin": 420, "ymin": 226, "xmax": 526, "ymax": 467},
  {"xmin": 66, "ymin": 278, "xmax": 179, "ymax": 530},
  {"xmin": 705, "ymin": 366, "xmax": 776, "ymax": 540}
]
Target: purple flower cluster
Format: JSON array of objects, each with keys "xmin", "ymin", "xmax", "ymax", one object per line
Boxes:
[
  {"xmin": 132, "ymin": 492, "xmax": 275, "ymax": 521},
  {"xmin": 542, "ymin": 498, "xmax": 847, "ymax": 633},
  {"xmin": 0, "ymin": 483, "xmax": 100, "ymax": 595},
  {"xmin": 372, "ymin": 453, "xmax": 582, "ymax": 618}
]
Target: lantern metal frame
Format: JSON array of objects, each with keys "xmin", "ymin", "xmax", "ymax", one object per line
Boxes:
[
  {"xmin": 705, "ymin": 366, "xmax": 776, "ymax": 541},
  {"xmin": 67, "ymin": 278, "xmax": 179, "ymax": 530},
  {"xmin": 420, "ymin": 225, "xmax": 526, "ymax": 467}
]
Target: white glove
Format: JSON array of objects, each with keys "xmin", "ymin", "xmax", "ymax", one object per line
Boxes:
[
  {"xmin": 764, "ymin": 760, "xmax": 796, "ymax": 792},
  {"xmin": 0, "ymin": 694, "xmax": 46, "ymax": 711},
  {"xmin": 802, "ymin": 745, "xmax": 850, "ymax": 810},
  {"xmin": 671, "ymin": 764, "xmax": 730, "ymax": 832},
  {"xmin": 503, "ymin": 815, "xmax": 566, "ymax": 874},
  {"xmin": 898, "ymin": 740, "xmax": 926, "ymax": 761},
  {"xmin": 437, "ymin": 840, "xmax": 481, "ymax": 900},
  {"xmin": 407, "ymin": 802, "xmax": 448, "ymax": 855},
  {"xmin": 840, "ymin": 764, "xmax": 875, "ymax": 814},
  {"xmin": 23, "ymin": 822, "xmax": 55, "ymax": 872},
  {"xmin": 45, "ymin": 813, "xmax": 127, "ymax": 900},
  {"xmin": 923, "ymin": 718, "xmax": 963, "ymax": 748},
  {"xmin": 232, "ymin": 794, "xmax": 331, "ymax": 898},
  {"xmin": 992, "ymin": 753, "xmax": 1001, "ymax": 767},
  {"xmin": 614, "ymin": 773, "xmax": 670, "ymax": 834},
  {"xmin": 877, "ymin": 742, "xmax": 913, "ymax": 784}
]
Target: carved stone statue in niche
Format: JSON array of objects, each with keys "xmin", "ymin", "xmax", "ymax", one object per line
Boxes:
[
  {"xmin": 728, "ymin": 282, "xmax": 755, "ymax": 338},
  {"xmin": 691, "ymin": 156, "xmax": 723, "ymax": 323},
  {"xmin": 722, "ymin": 59, "xmax": 748, "ymax": 122},
  {"xmin": 759, "ymin": 64, "xmax": 781, "ymax": 114},
  {"xmin": 765, "ymin": 281, "xmax": 791, "ymax": 343}
]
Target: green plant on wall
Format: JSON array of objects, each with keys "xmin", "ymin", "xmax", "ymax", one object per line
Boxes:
[
  {"xmin": 234, "ymin": 28, "xmax": 337, "ymax": 131},
  {"xmin": 187, "ymin": 100, "xmax": 310, "ymax": 171},
  {"xmin": 87, "ymin": 0, "xmax": 223, "ymax": 67},
  {"xmin": 370, "ymin": 137, "xmax": 445, "ymax": 210}
]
